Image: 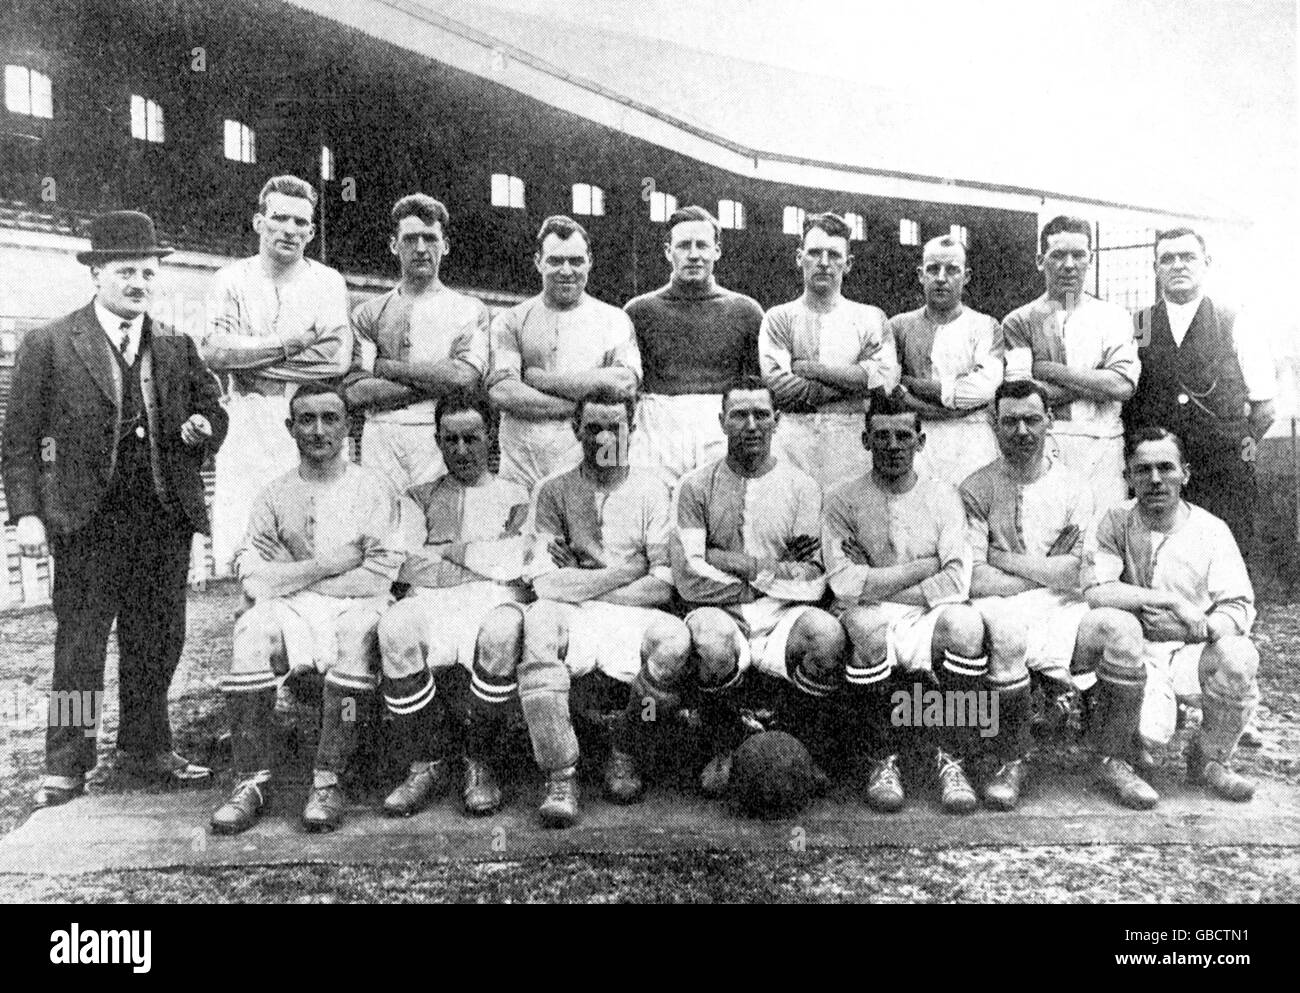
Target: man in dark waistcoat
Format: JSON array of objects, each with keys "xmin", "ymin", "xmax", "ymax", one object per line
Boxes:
[
  {"xmin": 2, "ymin": 211, "xmax": 229, "ymax": 807},
  {"xmin": 1127, "ymin": 227, "xmax": 1276, "ymax": 558}
]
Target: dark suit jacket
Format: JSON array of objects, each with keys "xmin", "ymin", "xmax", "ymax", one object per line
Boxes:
[{"xmin": 2, "ymin": 302, "xmax": 229, "ymax": 536}]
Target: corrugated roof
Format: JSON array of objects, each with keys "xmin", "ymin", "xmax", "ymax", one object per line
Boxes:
[{"xmin": 383, "ymin": 0, "xmax": 1235, "ymax": 219}]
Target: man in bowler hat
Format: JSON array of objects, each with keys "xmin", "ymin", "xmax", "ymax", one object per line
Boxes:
[{"xmin": 2, "ymin": 210, "xmax": 228, "ymax": 806}]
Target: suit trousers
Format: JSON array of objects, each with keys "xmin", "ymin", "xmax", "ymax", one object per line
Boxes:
[
  {"xmin": 1184, "ymin": 434, "xmax": 1257, "ymax": 560},
  {"xmin": 47, "ymin": 481, "xmax": 193, "ymax": 777}
]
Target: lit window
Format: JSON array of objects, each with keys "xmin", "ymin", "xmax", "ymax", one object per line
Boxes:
[
  {"xmin": 649, "ymin": 190, "xmax": 677, "ymax": 222},
  {"xmin": 899, "ymin": 218, "xmax": 920, "ymax": 246},
  {"xmin": 491, "ymin": 173, "xmax": 525, "ymax": 209},
  {"xmin": 223, "ymin": 119, "xmax": 255, "ymax": 163},
  {"xmin": 844, "ymin": 212, "xmax": 866, "ymax": 241},
  {"xmin": 320, "ymin": 145, "xmax": 335, "ymax": 181},
  {"xmin": 950, "ymin": 224, "xmax": 968, "ymax": 247},
  {"xmin": 130, "ymin": 95, "xmax": 164, "ymax": 143},
  {"xmin": 718, "ymin": 199, "xmax": 745, "ymax": 230},
  {"xmin": 783, "ymin": 206, "xmax": 806, "ymax": 236},
  {"xmin": 5, "ymin": 65, "xmax": 52, "ymax": 118},
  {"xmin": 572, "ymin": 183, "xmax": 605, "ymax": 216}
]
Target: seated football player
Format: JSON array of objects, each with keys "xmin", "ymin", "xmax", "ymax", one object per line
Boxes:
[
  {"xmin": 962, "ymin": 379, "xmax": 1134, "ymax": 810},
  {"xmin": 1085, "ymin": 426, "xmax": 1260, "ymax": 804},
  {"xmin": 210, "ymin": 384, "xmax": 404, "ymax": 834},
  {"xmin": 824, "ymin": 391, "xmax": 987, "ymax": 814},
  {"xmin": 376, "ymin": 390, "xmax": 531, "ymax": 817},
  {"xmin": 490, "ymin": 386, "xmax": 689, "ymax": 828},
  {"xmin": 672, "ymin": 377, "xmax": 843, "ymax": 797}
]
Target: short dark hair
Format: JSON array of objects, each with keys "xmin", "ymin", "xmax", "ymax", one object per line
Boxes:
[
  {"xmin": 802, "ymin": 212, "xmax": 852, "ymax": 244},
  {"xmin": 721, "ymin": 375, "xmax": 774, "ymax": 412},
  {"xmin": 289, "ymin": 381, "xmax": 348, "ymax": 418},
  {"xmin": 434, "ymin": 388, "xmax": 491, "ymax": 435},
  {"xmin": 1126, "ymin": 425, "xmax": 1186, "ymax": 466},
  {"xmin": 391, "ymin": 194, "xmax": 450, "ymax": 237},
  {"xmin": 1154, "ymin": 226, "xmax": 1207, "ymax": 258},
  {"xmin": 1039, "ymin": 215, "xmax": 1092, "ymax": 254},
  {"xmin": 258, "ymin": 175, "xmax": 318, "ymax": 213},
  {"xmin": 865, "ymin": 389, "xmax": 921, "ymax": 432},
  {"xmin": 664, "ymin": 205, "xmax": 721, "ymax": 244},
  {"xmin": 535, "ymin": 215, "xmax": 590, "ymax": 254},
  {"xmin": 993, "ymin": 378, "xmax": 1050, "ymax": 415},
  {"xmin": 573, "ymin": 384, "xmax": 635, "ymax": 426}
]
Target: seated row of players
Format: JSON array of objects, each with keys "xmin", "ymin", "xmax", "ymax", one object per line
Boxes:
[{"xmin": 209, "ymin": 373, "xmax": 1260, "ymax": 834}]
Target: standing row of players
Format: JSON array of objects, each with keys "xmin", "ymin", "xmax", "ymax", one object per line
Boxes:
[{"xmin": 195, "ymin": 175, "xmax": 1269, "ymax": 832}]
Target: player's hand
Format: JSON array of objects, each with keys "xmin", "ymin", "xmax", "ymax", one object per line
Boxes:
[
  {"xmin": 16, "ymin": 515, "xmax": 48, "ymax": 558},
  {"xmin": 987, "ymin": 547, "xmax": 1010, "ymax": 570},
  {"xmin": 784, "ymin": 534, "xmax": 820, "ymax": 563},
  {"xmin": 841, "ymin": 538, "xmax": 870, "ymax": 565},
  {"xmin": 547, "ymin": 538, "xmax": 577, "ymax": 568},
  {"xmin": 792, "ymin": 359, "xmax": 820, "ymax": 380},
  {"xmin": 573, "ymin": 544, "xmax": 608, "ymax": 569},
  {"xmin": 180, "ymin": 414, "xmax": 212, "ymax": 447},
  {"xmin": 1046, "ymin": 524, "xmax": 1081, "ymax": 557},
  {"xmin": 317, "ymin": 541, "xmax": 364, "ymax": 575},
  {"xmin": 1171, "ymin": 600, "xmax": 1210, "ymax": 642},
  {"xmin": 441, "ymin": 542, "xmax": 469, "ymax": 567},
  {"xmin": 252, "ymin": 533, "xmax": 295, "ymax": 563}
]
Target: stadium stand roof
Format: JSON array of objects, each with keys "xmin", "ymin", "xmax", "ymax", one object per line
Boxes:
[{"xmin": 281, "ymin": 0, "xmax": 1234, "ymax": 223}]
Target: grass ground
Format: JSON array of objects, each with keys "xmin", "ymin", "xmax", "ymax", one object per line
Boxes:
[{"xmin": 0, "ymin": 583, "xmax": 1297, "ymax": 903}]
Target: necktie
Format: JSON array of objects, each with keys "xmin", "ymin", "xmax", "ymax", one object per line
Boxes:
[{"xmin": 118, "ymin": 320, "xmax": 132, "ymax": 361}]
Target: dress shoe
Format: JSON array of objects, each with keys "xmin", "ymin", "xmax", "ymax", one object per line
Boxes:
[
  {"xmin": 117, "ymin": 750, "xmax": 212, "ymax": 786},
  {"xmin": 34, "ymin": 780, "xmax": 84, "ymax": 809}
]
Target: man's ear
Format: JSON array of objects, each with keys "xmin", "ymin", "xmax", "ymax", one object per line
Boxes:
[
  {"xmin": 843, "ymin": 253, "xmax": 854, "ymax": 274},
  {"xmin": 1035, "ymin": 252, "xmax": 1046, "ymax": 272}
]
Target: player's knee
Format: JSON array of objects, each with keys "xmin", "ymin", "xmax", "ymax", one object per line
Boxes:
[
  {"xmin": 841, "ymin": 606, "xmax": 889, "ymax": 664},
  {"xmin": 981, "ymin": 609, "xmax": 1028, "ymax": 682},
  {"xmin": 1081, "ymin": 607, "xmax": 1144, "ymax": 663},
  {"xmin": 643, "ymin": 616, "xmax": 692, "ymax": 685},
  {"xmin": 476, "ymin": 605, "xmax": 524, "ymax": 680},
  {"xmin": 378, "ymin": 604, "xmax": 424, "ymax": 677},
  {"xmin": 687, "ymin": 610, "xmax": 740, "ymax": 687},
  {"xmin": 789, "ymin": 609, "xmax": 845, "ymax": 678},
  {"xmin": 521, "ymin": 601, "xmax": 567, "ymax": 676},
  {"xmin": 934, "ymin": 604, "xmax": 985, "ymax": 660},
  {"xmin": 336, "ymin": 608, "xmax": 381, "ymax": 659},
  {"xmin": 231, "ymin": 603, "xmax": 283, "ymax": 674},
  {"xmin": 1211, "ymin": 636, "xmax": 1259, "ymax": 688}
]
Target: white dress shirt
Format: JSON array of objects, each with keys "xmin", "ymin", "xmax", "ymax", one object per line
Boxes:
[
  {"xmin": 1163, "ymin": 295, "xmax": 1276, "ymax": 402},
  {"xmin": 94, "ymin": 300, "xmax": 143, "ymax": 366}
]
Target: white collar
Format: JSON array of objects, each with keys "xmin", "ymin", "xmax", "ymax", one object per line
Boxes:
[
  {"xmin": 1163, "ymin": 294, "xmax": 1204, "ymax": 315},
  {"xmin": 93, "ymin": 299, "xmax": 144, "ymax": 345}
]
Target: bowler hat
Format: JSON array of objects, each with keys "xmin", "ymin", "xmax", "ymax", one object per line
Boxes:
[{"xmin": 76, "ymin": 210, "xmax": 172, "ymax": 264}]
